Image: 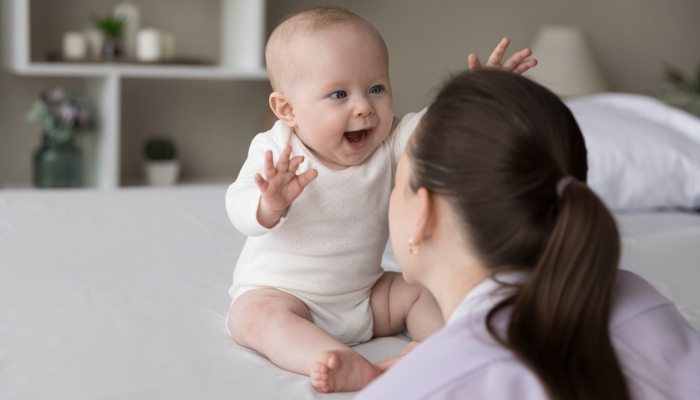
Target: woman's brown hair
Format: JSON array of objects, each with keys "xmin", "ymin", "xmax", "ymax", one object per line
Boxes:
[{"xmin": 408, "ymin": 69, "xmax": 629, "ymax": 400}]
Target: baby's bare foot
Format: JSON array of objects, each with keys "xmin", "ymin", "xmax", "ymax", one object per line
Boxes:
[{"xmin": 310, "ymin": 349, "xmax": 382, "ymax": 393}]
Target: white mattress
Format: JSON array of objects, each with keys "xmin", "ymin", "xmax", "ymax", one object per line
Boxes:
[{"xmin": 1, "ymin": 185, "xmax": 698, "ymax": 399}]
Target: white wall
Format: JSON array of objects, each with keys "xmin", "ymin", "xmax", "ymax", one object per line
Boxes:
[{"xmin": 2, "ymin": 0, "xmax": 699, "ymax": 187}]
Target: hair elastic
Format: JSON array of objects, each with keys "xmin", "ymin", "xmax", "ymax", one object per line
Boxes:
[{"xmin": 556, "ymin": 175, "xmax": 577, "ymax": 198}]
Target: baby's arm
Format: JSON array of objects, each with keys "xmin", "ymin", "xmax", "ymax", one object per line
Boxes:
[{"xmin": 226, "ymin": 136, "xmax": 317, "ymax": 235}]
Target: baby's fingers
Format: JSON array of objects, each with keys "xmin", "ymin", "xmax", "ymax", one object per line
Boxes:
[
  {"xmin": 468, "ymin": 54, "xmax": 482, "ymax": 70},
  {"xmin": 254, "ymin": 172, "xmax": 268, "ymax": 192},
  {"xmin": 297, "ymin": 168, "xmax": 318, "ymax": 189},
  {"xmin": 284, "ymin": 168, "xmax": 318, "ymax": 204},
  {"xmin": 502, "ymin": 47, "xmax": 532, "ymax": 71},
  {"xmin": 263, "ymin": 150, "xmax": 276, "ymax": 179},
  {"xmin": 276, "ymin": 145, "xmax": 293, "ymax": 173},
  {"xmin": 288, "ymin": 155, "xmax": 305, "ymax": 173},
  {"xmin": 486, "ymin": 37, "xmax": 510, "ymax": 67},
  {"xmin": 512, "ymin": 58, "xmax": 538, "ymax": 75}
]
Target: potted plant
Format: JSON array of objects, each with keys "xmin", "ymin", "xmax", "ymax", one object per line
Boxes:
[
  {"xmin": 27, "ymin": 87, "xmax": 94, "ymax": 188},
  {"xmin": 144, "ymin": 137, "xmax": 180, "ymax": 186},
  {"xmin": 651, "ymin": 62, "xmax": 700, "ymax": 117},
  {"xmin": 93, "ymin": 12, "xmax": 125, "ymax": 60}
]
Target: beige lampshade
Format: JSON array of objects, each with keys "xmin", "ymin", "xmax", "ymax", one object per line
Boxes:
[{"xmin": 526, "ymin": 26, "xmax": 608, "ymax": 98}]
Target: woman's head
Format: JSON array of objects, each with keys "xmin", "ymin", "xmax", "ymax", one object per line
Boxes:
[{"xmin": 389, "ymin": 69, "xmax": 629, "ymax": 400}]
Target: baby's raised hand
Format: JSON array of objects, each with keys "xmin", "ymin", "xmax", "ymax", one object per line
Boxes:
[
  {"xmin": 468, "ymin": 37, "xmax": 537, "ymax": 75},
  {"xmin": 255, "ymin": 144, "xmax": 318, "ymax": 228}
]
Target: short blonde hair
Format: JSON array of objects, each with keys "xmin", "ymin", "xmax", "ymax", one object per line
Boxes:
[{"xmin": 265, "ymin": 6, "xmax": 388, "ymax": 91}]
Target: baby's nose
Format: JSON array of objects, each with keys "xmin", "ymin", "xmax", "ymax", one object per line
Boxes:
[{"xmin": 354, "ymin": 97, "xmax": 374, "ymax": 117}]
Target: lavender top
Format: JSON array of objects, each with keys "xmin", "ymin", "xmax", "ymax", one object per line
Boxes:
[{"xmin": 356, "ymin": 270, "xmax": 700, "ymax": 400}]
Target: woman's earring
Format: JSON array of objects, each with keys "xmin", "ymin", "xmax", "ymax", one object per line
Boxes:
[{"xmin": 408, "ymin": 238, "xmax": 421, "ymax": 255}]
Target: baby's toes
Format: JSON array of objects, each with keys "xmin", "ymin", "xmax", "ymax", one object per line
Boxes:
[
  {"xmin": 326, "ymin": 353, "xmax": 340, "ymax": 369},
  {"xmin": 311, "ymin": 376, "xmax": 330, "ymax": 392},
  {"xmin": 313, "ymin": 360, "xmax": 328, "ymax": 374}
]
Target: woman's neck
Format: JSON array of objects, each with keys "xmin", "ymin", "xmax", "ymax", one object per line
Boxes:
[
  {"xmin": 421, "ymin": 242, "xmax": 489, "ymax": 322},
  {"xmin": 417, "ymin": 196, "xmax": 491, "ymax": 323},
  {"xmin": 431, "ymin": 267, "xmax": 489, "ymax": 322}
]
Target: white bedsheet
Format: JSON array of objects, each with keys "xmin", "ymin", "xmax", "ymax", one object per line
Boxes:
[{"xmin": 1, "ymin": 185, "xmax": 698, "ymax": 399}]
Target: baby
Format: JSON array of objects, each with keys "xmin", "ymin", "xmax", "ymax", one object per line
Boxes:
[{"xmin": 225, "ymin": 6, "xmax": 536, "ymax": 393}]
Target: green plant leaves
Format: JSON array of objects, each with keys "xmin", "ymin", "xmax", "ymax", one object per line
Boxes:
[
  {"xmin": 92, "ymin": 13, "xmax": 125, "ymax": 38},
  {"xmin": 144, "ymin": 138, "xmax": 177, "ymax": 161},
  {"xmin": 665, "ymin": 63, "xmax": 700, "ymax": 94}
]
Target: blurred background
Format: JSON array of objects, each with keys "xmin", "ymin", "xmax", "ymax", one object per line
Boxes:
[{"xmin": 1, "ymin": 0, "xmax": 699, "ymax": 189}]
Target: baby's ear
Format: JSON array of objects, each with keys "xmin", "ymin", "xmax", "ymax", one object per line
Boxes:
[{"xmin": 269, "ymin": 92, "xmax": 296, "ymax": 127}]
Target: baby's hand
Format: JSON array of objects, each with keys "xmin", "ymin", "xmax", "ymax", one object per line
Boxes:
[
  {"xmin": 255, "ymin": 144, "xmax": 318, "ymax": 228},
  {"xmin": 468, "ymin": 37, "xmax": 537, "ymax": 75}
]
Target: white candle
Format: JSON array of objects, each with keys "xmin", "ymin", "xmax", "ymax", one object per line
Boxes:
[
  {"xmin": 114, "ymin": 2, "xmax": 141, "ymax": 60},
  {"xmin": 62, "ymin": 32, "xmax": 87, "ymax": 60},
  {"xmin": 136, "ymin": 29, "xmax": 162, "ymax": 62},
  {"xmin": 161, "ymin": 33, "xmax": 176, "ymax": 62}
]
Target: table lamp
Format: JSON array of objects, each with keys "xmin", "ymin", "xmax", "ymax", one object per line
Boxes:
[{"xmin": 526, "ymin": 26, "xmax": 608, "ymax": 98}]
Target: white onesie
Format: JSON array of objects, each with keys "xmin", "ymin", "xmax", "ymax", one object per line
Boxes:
[{"xmin": 226, "ymin": 110, "xmax": 425, "ymax": 346}]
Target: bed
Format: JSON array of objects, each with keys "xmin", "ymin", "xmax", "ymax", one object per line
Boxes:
[
  {"xmin": 1, "ymin": 184, "xmax": 699, "ymax": 400},
  {"xmin": 0, "ymin": 186, "xmax": 410, "ymax": 400},
  {"xmin": 3, "ymin": 94, "xmax": 700, "ymax": 399}
]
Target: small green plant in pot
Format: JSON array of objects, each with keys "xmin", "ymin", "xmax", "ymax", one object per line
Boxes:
[
  {"xmin": 93, "ymin": 12, "xmax": 125, "ymax": 60},
  {"xmin": 651, "ymin": 62, "xmax": 700, "ymax": 117},
  {"xmin": 144, "ymin": 137, "xmax": 180, "ymax": 186}
]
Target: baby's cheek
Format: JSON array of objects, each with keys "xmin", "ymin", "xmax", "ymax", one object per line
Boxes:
[{"xmin": 375, "ymin": 123, "xmax": 393, "ymax": 143}]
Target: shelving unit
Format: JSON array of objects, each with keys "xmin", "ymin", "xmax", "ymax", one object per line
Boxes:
[{"xmin": 1, "ymin": 0, "xmax": 268, "ymax": 189}]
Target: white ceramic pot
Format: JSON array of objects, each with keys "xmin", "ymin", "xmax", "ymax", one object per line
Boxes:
[{"xmin": 144, "ymin": 160, "xmax": 180, "ymax": 186}]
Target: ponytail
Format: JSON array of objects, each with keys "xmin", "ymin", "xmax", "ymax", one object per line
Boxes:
[
  {"xmin": 408, "ymin": 69, "xmax": 631, "ymax": 400},
  {"xmin": 486, "ymin": 182, "xmax": 630, "ymax": 400}
]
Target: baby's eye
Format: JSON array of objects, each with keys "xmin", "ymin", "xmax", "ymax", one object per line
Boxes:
[
  {"xmin": 330, "ymin": 91, "xmax": 348, "ymax": 99},
  {"xmin": 369, "ymin": 85, "xmax": 383, "ymax": 94}
]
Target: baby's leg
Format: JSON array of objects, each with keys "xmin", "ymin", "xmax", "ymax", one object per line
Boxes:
[
  {"xmin": 228, "ymin": 288, "xmax": 381, "ymax": 392},
  {"xmin": 369, "ymin": 272, "xmax": 444, "ymax": 368}
]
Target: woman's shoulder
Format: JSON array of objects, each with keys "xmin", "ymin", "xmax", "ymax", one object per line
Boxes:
[
  {"xmin": 356, "ymin": 309, "xmax": 525, "ymax": 400},
  {"xmin": 610, "ymin": 270, "xmax": 700, "ymax": 400},
  {"xmin": 425, "ymin": 358, "xmax": 547, "ymax": 400},
  {"xmin": 609, "ymin": 270, "xmax": 672, "ymax": 327},
  {"xmin": 609, "ymin": 269, "xmax": 695, "ymax": 332}
]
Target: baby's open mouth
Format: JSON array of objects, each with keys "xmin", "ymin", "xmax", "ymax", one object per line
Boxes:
[{"xmin": 344, "ymin": 129, "xmax": 371, "ymax": 150}]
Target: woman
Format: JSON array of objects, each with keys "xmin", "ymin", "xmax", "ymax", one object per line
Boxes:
[{"xmin": 357, "ymin": 70, "xmax": 700, "ymax": 399}]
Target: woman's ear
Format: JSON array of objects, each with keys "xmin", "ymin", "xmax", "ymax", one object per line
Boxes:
[
  {"xmin": 269, "ymin": 92, "xmax": 296, "ymax": 127},
  {"xmin": 410, "ymin": 187, "xmax": 435, "ymax": 247}
]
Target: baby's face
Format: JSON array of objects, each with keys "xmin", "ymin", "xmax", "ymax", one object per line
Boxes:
[{"xmin": 285, "ymin": 25, "xmax": 393, "ymax": 168}]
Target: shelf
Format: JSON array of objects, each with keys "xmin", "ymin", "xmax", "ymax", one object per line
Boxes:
[
  {"xmin": 121, "ymin": 176, "xmax": 236, "ymax": 187},
  {"xmin": 1, "ymin": 176, "xmax": 236, "ymax": 190},
  {"xmin": 1, "ymin": 0, "xmax": 268, "ymax": 190},
  {"xmin": 12, "ymin": 62, "xmax": 269, "ymax": 80}
]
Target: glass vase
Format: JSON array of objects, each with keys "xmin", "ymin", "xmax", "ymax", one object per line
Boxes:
[
  {"xmin": 33, "ymin": 134, "xmax": 82, "ymax": 188},
  {"xmin": 102, "ymin": 36, "xmax": 123, "ymax": 60}
]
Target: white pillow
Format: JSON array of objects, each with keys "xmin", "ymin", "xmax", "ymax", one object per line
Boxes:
[{"xmin": 565, "ymin": 93, "xmax": 700, "ymax": 211}]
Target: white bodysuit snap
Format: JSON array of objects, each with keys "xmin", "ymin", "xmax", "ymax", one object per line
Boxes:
[{"xmin": 226, "ymin": 110, "xmax": 424, "ymax": 346}]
